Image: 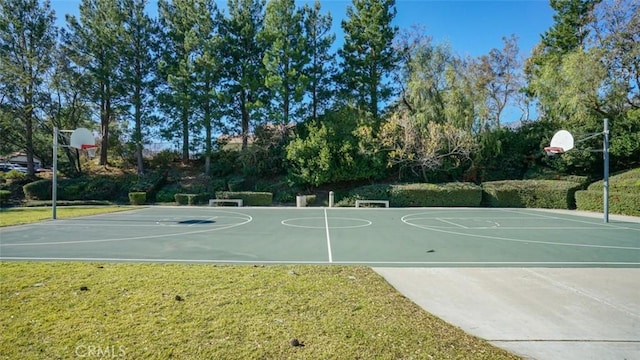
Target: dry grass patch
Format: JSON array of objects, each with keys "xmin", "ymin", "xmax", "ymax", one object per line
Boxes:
[{"xmin": 0, "ymin": 262, "xmax": 520, "ymax": 359}]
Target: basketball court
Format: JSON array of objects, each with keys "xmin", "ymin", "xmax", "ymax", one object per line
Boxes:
[
  {"xmin": 0, "ymin": 206, "xmax": 638, "ymax": 265},
  {"xmin": 1, "ymin": 206, "xmax": 639, "ymax": 360}
]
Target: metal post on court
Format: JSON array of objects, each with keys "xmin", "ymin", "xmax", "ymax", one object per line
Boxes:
[
  {"xmin": 52, "ymin": 127, "xmax": 58, "ymax": 220},
  {"xmin": 329, "ymin": 191, "xmax": 334, "ymax": 208},
  {"xmin": 603, "ymin": 118, "xmax": 609, "ymax": 223}
]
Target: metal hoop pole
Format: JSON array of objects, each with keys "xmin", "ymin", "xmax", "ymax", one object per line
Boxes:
[
  {"xmin": 603, "ymin": 118, "xmax": 609, "ymax": 223},
  {"xmin": 52, "ymin": 127, "xmax": 58, "ymax": 220}
]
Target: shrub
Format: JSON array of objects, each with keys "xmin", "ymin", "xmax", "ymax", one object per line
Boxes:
[
  {"xmin": 174, "ymin": 193, "xmax": 206, "ymax": 206},
  {"xmin": 150, "ymin": 149, "xmax": 180, "ymax": 169},
  {"xmin": 215, "ymin": 191, "xmax": 272, "ymax": 206},
  {"xmin": 482, "ymin": 180, "xmax": 583, "ymax": 209},
  {"xmin": 128, "ymin": 192, "xmax": 147, "ymax": 205},
  {"xmin": 23, "ymin": 179, "xmax": 52, "ymax": 200},
  {"xmin": 390, "ymin": 183, "xmax": 482, "ymax": 207},
  {"xmin": 0, "ymin": 190, "xmax": 10, "ymax": 206},
  {"xmin": 4, "ymin": 170, "xmax": 27, "ymax": 180},
  {"xmin": 337, "ymin": 183, "xmax": 481, "ymax": 207},
  {"xmin": 576, "ymin": 168, "xmax": 640, "ymax": 216},
  {"xmin": 156, "ymin": 184, "xmax": 181, "ymax": 203},
  {"xmin": 586, "ymin": 168, "xmax": 640, "ymax": 192},
  {"xmin": 575, "ymin": 190, "xmax": 640, "ymax": 217}
]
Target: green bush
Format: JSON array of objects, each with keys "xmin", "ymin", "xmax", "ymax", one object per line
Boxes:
[
  {"xmin": 174, "ymin": 193, "xmax": 207, "ymax": 206},
  {"xmin": 0, "ymin": 190, "xmax": 10, "ymax": 206},
  {"xmin": 482, "ymin": 180, "xmax": 583, "ymax": 209},
  {"xmin": 586, "ymin": 168, "xmax": 640, "ymax": 192},
  {"xmin": 23, "ymin": 179, "xmax": 52, "ymax": 200},
  {"xmin": 337, "ymin": 183, "xmax": 481, "ymax": 207},
  {"xmin": 390, "ymin": 183, "xmax": 482, "ymax": 207},
  {"xmin": 575, "ymin": 168, "xmax": 640, "ymax": 216},
  {"xmin": 215, "ymin": 191, "xmax": 272, "ymax": 206},
  {"xmin": 128, "ymin": 192, "xmax": 147, "ymax": 205},
  {"xmin": 156, "ymin": 184, "xmax": 181, "ymax": 203},
  {"xmin": 4, "ymin": 170, "xmax": 27, "ymax": 180},
  {"xmin": 274, "ymin": 188, "xmax": 297, "ymax": 204},
  {"xmin": 575, "ymin": 190, "xmax": 640, "ymax": 217}
]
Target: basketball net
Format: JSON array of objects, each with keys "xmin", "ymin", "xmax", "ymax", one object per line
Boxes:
[
  {"xmin": 81, "ymin": 144, "xmax": 98, "ymax": 159},
  {"xmin": 544, "ymin": 146, "xmax": 565, "ymax": 156}
]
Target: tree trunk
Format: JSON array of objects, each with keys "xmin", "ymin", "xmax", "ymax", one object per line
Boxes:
[{"xmin": 240, "ymin": 90, "xmax": 249, "ymax": 150}]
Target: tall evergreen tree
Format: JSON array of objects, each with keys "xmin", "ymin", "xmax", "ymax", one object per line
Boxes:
[
  {"xmin": 0, "ymin": 0, "xmax": 58, "ymax": 175},
  {"xmin": 63, "ymin": 0, "xmax": 124, "ymax": 166},
  {"xmin": 158, "ymin": 0, "xmax": 204, "ymax": 161},
  {"xmin": 219, "ymin": 0, "xmax": 266, "ymax": 149},
  {"xmin": 191, "ymin": 1, "xmax": 222, "ymax": 174},
  {"xmin": 260, "ymin": 0, "xmax": 307, "ymax": 125},
  {"xmin": 339, "ymin": 0, "xmax": 399, "ymax": 121},
  {"xmin": 119, "ymin": 0, "xmax": 158, "ymax": 174},
  {"xmin": 302, "ymin": 0, "xmax": 336, "ymax": 121}
]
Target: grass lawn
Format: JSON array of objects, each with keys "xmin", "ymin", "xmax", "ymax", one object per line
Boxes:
[
  {"xmin": 0, "ymin": 262, "xmax": 521, "ymax": 359},
  {"xmin": 0, "ymin": 206, "xmax": 136, "ymax": 227}
]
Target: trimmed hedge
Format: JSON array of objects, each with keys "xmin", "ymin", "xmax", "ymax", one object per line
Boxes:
[
  {"xmin": 23, "ymin": 179, "xmax": 52, "ymax": 200},
  {"xmin": 575, "ymin": 190, "xmax": 640, "ymax": 217},
  {"xmin": 215, "ymin": 191, "xmax": 272, "ymax": 206},
  {"xmin": 23, "ymin": 172, "xmax": 167, "ymax": 203},
  {"xmin": 128, "ymin": 192, "xmax": 147, "ymax": 205},
  {"xmin": 482, "ymin": 180, "xmax": 583, "ymax": 209},
  {"xmin": 586, "ymin": 168, "xmax": 640, "ymax": 192},
  {"xmin": 390, "ymin": 183, "xmax": 482, "ymax": 207},
  {"xmin": 575, "ymin": 168, "xmax": 640, "ymax": 216},
  {"xmin": 337, "ymin": 182, "xmax": 481, "ymax": 207}
]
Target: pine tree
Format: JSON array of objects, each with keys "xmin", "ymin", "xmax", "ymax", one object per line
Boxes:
[
  {"xmin": 302, "ymin": 0, "xmax": 336, "ymax": 121},
  {"xmin": 339, "ymin": 0, "xmax": 399, "ymax": 122},
  {"xmin": 119, "ymin": 0, "xmax": 158, "ymax": 174},
  {"xmin": 63, "ymin": 0, "xmax": 124, "ymax": 166},
  {"xmin": 218, "ymin": 0, "xmax": 266, "ymax": 149},
  {"xmin": 260, "ymin": 0, "xmax": 307, "ymax": 125},
  {"xmin": 0, "ymin": 0, "xmax": 58, "ymax": 174}
]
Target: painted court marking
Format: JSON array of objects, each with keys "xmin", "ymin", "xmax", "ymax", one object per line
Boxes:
[
  {"xmin": 280, "ymin": 217, "xmax": 372, "ymax": 229},
  {"xmin": 0, "ymin": 210, "xmax": 253, "ymax": 247},
  {"xmin": 401, "ymin": 213, "xmax": 640, "ymax": 251}
]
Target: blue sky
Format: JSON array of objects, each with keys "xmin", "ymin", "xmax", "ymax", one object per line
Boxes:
[{"xmin": 51, "ymin": 0, "xmax": 554, "ymax": 58}]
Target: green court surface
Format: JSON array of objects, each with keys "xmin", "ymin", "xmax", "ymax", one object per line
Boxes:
[{"xmin": 1, "ymin": 206, "xmax": 638, "ymax": 267}]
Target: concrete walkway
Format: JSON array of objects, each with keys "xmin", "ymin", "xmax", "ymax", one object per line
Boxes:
[{"xmin": 374, "ymin": 268, "xmax": 640, "ymax": 360}]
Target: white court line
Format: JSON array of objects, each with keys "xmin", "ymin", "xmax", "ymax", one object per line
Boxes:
[
  {"xmin": 0, "ymin": 212, "xmax": 253, "ymax": 247},
  {"xmin": 502, "ymin": 209, "xmax": 640, "ymax": 231},
  {"xmin": 324, "ymin": 208, "xmax": 333, "ymax": 263},
  {"xmin": 1, "ymin": 256, "xmax": 639, "ymax": 266},
  {"xmin": 401, "ymin": 214, "xmax": 640, "ymax": 251},
  {"xmin": 436, "ymin": 218, "xmax": 468, "ymax": 228}
]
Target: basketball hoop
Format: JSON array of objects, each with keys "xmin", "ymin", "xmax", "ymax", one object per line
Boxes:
[
  {"xmin": 81, "ymin": 144, "xmax": 98, "ymax": 159},
  {"xmin": 544, "ymin": 146, "xmax": 565, "ymax": 156},
  {"xmin": 544, "ymin": 130, "xmax": 574, "ymax": 156},
  {"xmin": 542, "ymin": 119, "xmax": 611, "ymax": 223}
]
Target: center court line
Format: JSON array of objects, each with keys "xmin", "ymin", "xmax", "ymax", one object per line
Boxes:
[{"xmin": 324, "ymin": 208, "xmax": 333, "ymax": 263}]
